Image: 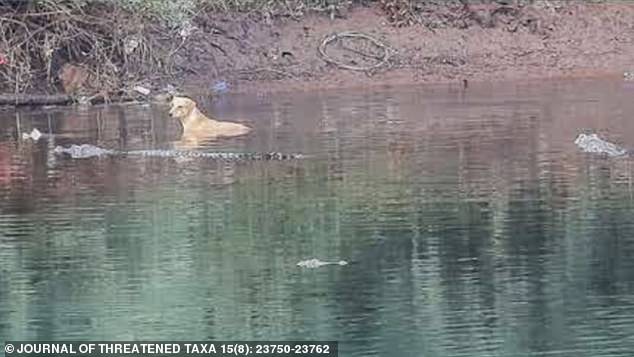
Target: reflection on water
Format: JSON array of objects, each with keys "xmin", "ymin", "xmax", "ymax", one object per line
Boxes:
[{"xmin": 2, "ymin": 79, "xmax": 634, "ymax": 356}]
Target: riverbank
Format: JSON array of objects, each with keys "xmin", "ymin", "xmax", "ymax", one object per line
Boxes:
[
  {"xmin": 219, "ymin": 3, "xmax": 634, "ymax": 95},
  {"xmin": 2, "ymin": 1, "xmax": 634, "ymax": 102}
]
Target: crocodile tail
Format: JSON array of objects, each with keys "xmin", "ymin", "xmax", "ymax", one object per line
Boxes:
[
  {"xmin": 261, "ymin": 152, "xmax": 304, "ymax": 160},
  {"xmin": 192, "ymin": 151, "xmax": 303, "ymax": 160}
]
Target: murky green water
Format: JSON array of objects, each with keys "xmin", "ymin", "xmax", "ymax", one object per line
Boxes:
[{"xmin": 2, "ymin": 79, "xmax": 634, "ymax": 356}]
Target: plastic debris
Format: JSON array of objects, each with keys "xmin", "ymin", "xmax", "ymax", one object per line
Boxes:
[
  {"xmin": 574, "ymin": 133, "xmax": 628, "ymax": 157},
  {"xmin": 124, "ymin": 36, "xmax": 140, "ymax": 55},
  {"xmin": 76, "ymin": 96, "xmax": 91, "ymax": 106},
  {"xmin": 212, "ymin": 80, "xmax": 229, "ymax": 94},
  {"xmin": 22, "ymin": 128, "xmax": 43, "ymax": 141},
  {"xmin": 164, "ymin": 84, "xmax": 178, "ymax": 95},
  {"xmin": 179, "ymin": 21, "xmax": 195, "ymax": 40},
  {"xmin": 296, "ymin": 259, "xmax": 348, "ymax": 268},
  {"xmin": 133, "ymin": 85, "xmax": 151, "ymax": 96}
]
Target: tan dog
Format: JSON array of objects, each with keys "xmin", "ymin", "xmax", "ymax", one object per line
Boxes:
[
  {"xmin": 58, "ymin": 63, "xmax": 90, "ymax": 94},
  {"xmin": 169, "ymin": 96, "xmax": 251, "ymax": 147}
]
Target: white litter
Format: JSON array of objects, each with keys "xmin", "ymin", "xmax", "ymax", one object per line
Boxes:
[
  {"xmin": 297, "ymin": 259, "xmax": 348, "ymax": 268},
  {"xmin": 22, "ymin": 128, "xmax": 42, "ymax": 141},
  {"xmin": 574, "ymin": 133, "xmax": 628, "ymax": 157},
  {"xmin": 133, "ymin": 85, "xmax": 151, "ymax": 96}
]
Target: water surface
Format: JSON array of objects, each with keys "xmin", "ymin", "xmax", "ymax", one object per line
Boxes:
[{"xmin": 2, "ymin": 79, "xmax": 634, "ymax": 356}]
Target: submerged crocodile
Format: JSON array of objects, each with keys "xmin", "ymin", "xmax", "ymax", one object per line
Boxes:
[{"xmin": 54, "ymin": 144, "xmax": 305, "ymax": 161}]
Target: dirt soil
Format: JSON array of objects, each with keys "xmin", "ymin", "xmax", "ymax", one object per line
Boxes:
[{"xmin": 178, "ymin": 2, "xmax": 634, "ymax": 96}]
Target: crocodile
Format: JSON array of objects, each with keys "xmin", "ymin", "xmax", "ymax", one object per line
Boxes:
[{"xmin": 53, "ymin": 144, "xmax": 305, "ymax": 161}]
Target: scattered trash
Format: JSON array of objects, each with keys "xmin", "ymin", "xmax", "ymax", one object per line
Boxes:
[
  {"xmin": 0, "ymin": 54, "xmax": 6, "ymax": 65},
  {"xmin": 21, "ymin": 128, "xmax": 43, "ymax": 141},
  {"xmin": 124, "ymin": 36, "xmax": 140, "ymax": 55},
  {"xmin": 212, "ymin": 80, "xmax": 229, "ymax": 94},
  {"xmin": 624, "ymin": 71, "xmax": 634, "ymax": 81},
  {"xmin": 574, "ymin": 133, "xmax": 628, "ymax": 157},
  {"xmin": 132, "ymin": 85, "xmax": 151, "ymax": 96},
  {"xmin": 179, "ymin": 21, "xmax": 195, "ymax": 40},
  {"xmin": 164, "ymin": 84, "xmax": 178, "ymax": 95},
  {"xmin": 76, "ymin": 96, "xmax": 91, "ymax": 106},
  {"xmin": 297, "ymin": 259, "xmax": 348, "ymax": 268}
]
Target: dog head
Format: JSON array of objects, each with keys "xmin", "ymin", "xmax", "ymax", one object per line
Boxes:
[{"xmin": 169, "ymin": 96, "xmax": 197, "ymax": 119}]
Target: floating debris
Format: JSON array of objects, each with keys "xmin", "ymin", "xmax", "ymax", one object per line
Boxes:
[
  {"xmin": 574, "ymin": 133, "xmax": 628, "ymax": 157},
  {"xmin": 21, "ymin": 128, "xmax": 43, "ymax": 141},
  {"xmin": 297, "ymin": 259, "xmax": 348, "ymax": 268}
]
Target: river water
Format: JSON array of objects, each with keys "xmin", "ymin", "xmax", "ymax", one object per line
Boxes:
[{"xmin": 1, "ymin": 79, "xmax": 634, "ymax": 356}]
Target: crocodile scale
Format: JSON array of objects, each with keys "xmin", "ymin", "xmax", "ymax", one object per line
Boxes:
[{"xmin": 54, "ymin": 144, "xmax": 305, "ymax": 160}]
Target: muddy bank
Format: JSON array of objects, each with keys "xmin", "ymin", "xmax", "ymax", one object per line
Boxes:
[
  {"xmin": 2, "ymin": 1, "xmax": 634, "ymax": 102},
  {"xmin": 212, "ymin": 3, "xmax": 634, "ymax": 95}
]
